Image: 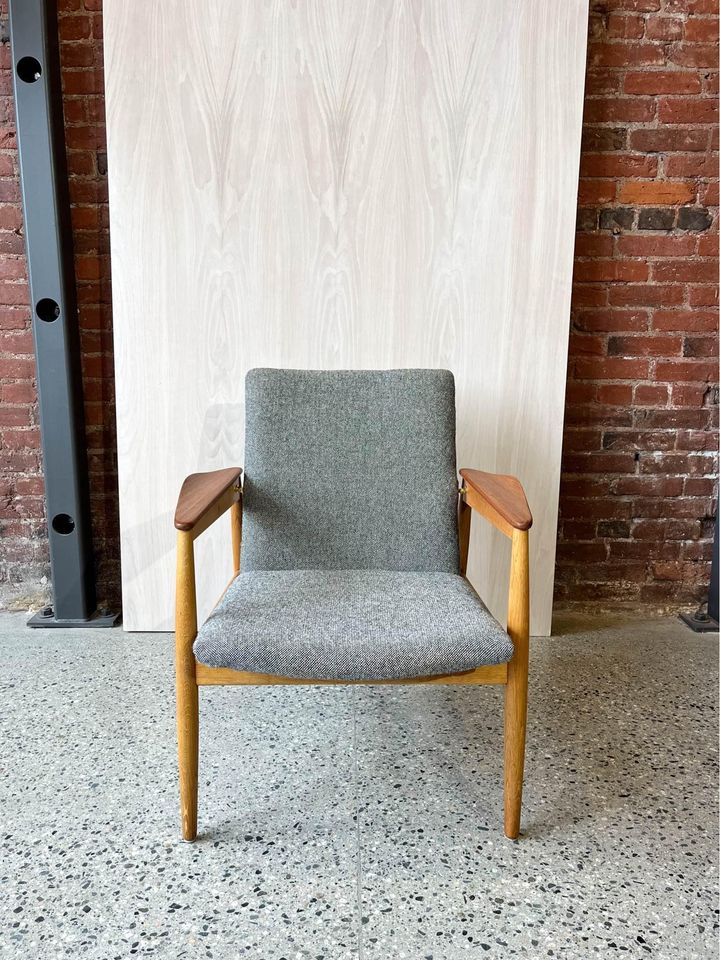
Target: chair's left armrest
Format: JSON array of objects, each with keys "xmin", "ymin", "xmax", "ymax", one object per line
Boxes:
[{"xmin": 174, "ymin": 467, "xmax": 242, "ymax": 538}]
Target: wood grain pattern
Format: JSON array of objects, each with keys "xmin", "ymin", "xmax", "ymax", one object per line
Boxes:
[
  {"xmin": 174, "ymin": 468, "xmax": 242, "ymax": 531},
  {"xmin": 104, "ymin": 0, "xmax": 588, "ymax": 632},
  {"xmin": 460, "ymin": 469, "xmax": 532, "ymax": 531}
]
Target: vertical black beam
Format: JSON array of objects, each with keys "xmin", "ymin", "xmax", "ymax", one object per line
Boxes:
[
  {"xmin": 708, "ymin": 513, "xmax": 718, "ymax": 624},
  {"xmin": 9, "ymin": 0, "xmax": 116, "ymax": 627}
]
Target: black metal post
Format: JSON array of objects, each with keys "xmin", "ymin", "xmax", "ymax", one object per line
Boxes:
[
  {"xmin": 9, "ymin": 0, "xmax": 118, "ymax": 627},
  {"xmin": 680, "ymin": 511, "xmax": 719, "ymax": 633},
  {"xmin": 707, "ymin": 513, "xmax": 718, "ymax": 623}
]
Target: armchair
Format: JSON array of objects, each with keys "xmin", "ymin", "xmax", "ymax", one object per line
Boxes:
[{"xmin": 174, "ymin": 369, "xmax": 531, "ymax": 842}]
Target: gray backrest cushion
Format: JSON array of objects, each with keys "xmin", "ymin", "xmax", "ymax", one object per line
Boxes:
[{"xmin": 241, "ymin": 369, "xmax": 459, "ymax": 573}]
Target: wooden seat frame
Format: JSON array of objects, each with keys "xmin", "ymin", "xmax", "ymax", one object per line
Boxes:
[{"xmin": 175, "ymin": 466, "xmax": 531, "ymax": 842}]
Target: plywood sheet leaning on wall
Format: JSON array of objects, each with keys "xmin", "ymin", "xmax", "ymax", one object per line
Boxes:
[{"xmin": 103, "ymin": 0, "xmax": 589, "ymax": 633}]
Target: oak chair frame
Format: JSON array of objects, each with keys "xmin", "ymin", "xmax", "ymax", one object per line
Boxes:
[{"xmin": 174, "ymin": 466, "xmax": 531, "ymax": 842}]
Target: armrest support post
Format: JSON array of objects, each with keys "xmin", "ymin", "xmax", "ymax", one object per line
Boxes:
[{"xmin": 231, "ymin": 499, "xmax": 242, "ymax": 576}]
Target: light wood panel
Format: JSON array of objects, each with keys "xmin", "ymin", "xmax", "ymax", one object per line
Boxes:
[{"xmin": 104, "ymin": 0, "xmax": 588, "ymax": 633}]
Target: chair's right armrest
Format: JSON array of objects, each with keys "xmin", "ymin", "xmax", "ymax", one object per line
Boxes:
[
  {"xmin": 459, "ymin": 468, "xmax": 532, "ymax": 537},
  {"xmin": 174, "ymin": 467, "xmax": 242, "ymax": 538}
]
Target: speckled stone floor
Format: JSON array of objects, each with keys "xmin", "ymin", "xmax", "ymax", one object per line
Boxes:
[{"xmin": 0, "ymin": 612, "xmax": 717, "ymax": 959}]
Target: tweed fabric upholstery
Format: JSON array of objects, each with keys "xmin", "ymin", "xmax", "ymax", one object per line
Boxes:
[
  {"xmin": 193, "ymin": 570, "xmax": 513, "ymax": 680},
  {"xmin": 240, "ymin": 368, "xmax": 460, "ymax": 573}
]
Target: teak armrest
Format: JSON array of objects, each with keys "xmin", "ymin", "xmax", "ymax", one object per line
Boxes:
[
  {"xmin": 459, "ymin": 468, "xmax": 532, "ymax": 537},
  {"xmin": 174, "ymin": 467, "xmax": 242, "ymax": 537}
]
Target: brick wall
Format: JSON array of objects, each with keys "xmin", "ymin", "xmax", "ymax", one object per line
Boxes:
[
  {"xmin": 0, "ymin": 0, "xmax": 717, "ymax": 615},
  {"xmin": 556, "ymin": 0, "xmax": 719, "ymax": 610}
]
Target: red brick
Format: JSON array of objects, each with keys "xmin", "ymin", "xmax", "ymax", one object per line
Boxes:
[
  {"xmin": 618, "ymin": 235, "xmax": 696, "ymax": 257},
  {"xmin": 658, "ymin": 97, "xmax": 719, "ymax": 125},
  {"xmin": 676, "ymin": 429, "xmax": 719, "ymax": 451},
  {"xmin": 630, "ymin": 128, "xmax": 710, "ymax": 152},
  {"xmin": 654, "ymin": 260, "xmax": 718, "ymax": 283},
  {"xmin": 58, "ymin": 15, "xmax": 92, "ymax": 40},
  {"xmin": 0, "ymin": 205, "xmax": 23, "ymax": 230},
  {"xmin": 645, "ymin": 16, "xmax": 684, "ymax": 40},
  {"xmin": 568, "ymin": 333, "xmax": 607, "ymax": 357},
  {"xmin": 574, "ymin": 233, "xmax": 615, "ymax": 258},
  {"xmin": 1, "ymin": 382, "xmax": 35, "ymax": 404},
  {"xmin": 1, "ymin": 427, "xmax": 40, "ymax": 449},
  {"xmin": 608, "ymin": 284, "xmax": 685, "ymax": 306},
  {"xmin": 572, "ymin": 284, "xmax": 610, "ymax": 307},
  {"xmin": 580, "ymin": 153, "xmax": 658, "ymax": 178},
  {"xmin": 639, "ymin": 452, "xmax": 716, "ymax": 475},
  {"xmin": 583, "ymin": 98, "xmax": 656, "ymax": 124},
  {"xmin": 634, "ymin": 383, "xmax": 669, "ymax": 404},
  {"xmin": 672, "ymin": 382, "xmax": 714, "ymax": 405},
  {"xmin": 603, "ymin": 429, "xmax": 677, "ymax": 450},
  {"xmin": 688, "ymin": 284, "xmax": 719, "ymax": 305},
  {"xmin": 560, "ymin": 520, "xmax": 598, "ymax": 540},
  {"xmin": 574, "ymin": 308, "xmax": 649, "ymax": 332},
  {"xmin": 700, "ymin": 180, "xmax": 719, "ymax": 205},
  {"xmin": 562, "ymin": 428, "xmax": 604, "ymax": 452},
  {"xmin": 588, "ymin": 42, "xmax": 665, "ymax": 67},
  {"xmin": 614, "ymin": 475, "xmax": 685, "ymax": 496},
  {"xmin": 556, "ymin": 541, "xmax": 609, "ymax": 562},
  {"xmin": 669, "ymin": 43, "xmax": 719, "ymax": 68},
  {"xmin": 635, "ymin": 407, "xmax": 711, "ymax": 429},
  {"xmin": 60, "ymin": 43, "xmax": 97, "ymax": 68},
  {"xmin": 684, "ymin": 334, "xmax": 719, "ymax": 357},
  {"xmin": 684, "ymin": 19, "xmax": 720, "ymax": 42},
  {"xmin": 655, "ymin": 360, "xmax": 718, "ymax": 381},
  {"xmin": 652, "ymin": 309, "xmax": 717, "ymax": 331},
  {"xmin": 585, "ymin": 71, "xmax": 623, "ymax": 96},
  {"xmin": 607, "ymin": 334, "xmax": 683, "ymax": 356},
  {"xmin": 0, "ymin": 406, "xmax": 31, "ymax": 427},
  {"xmin": 61, "ymin": 70, "xmax": 105, "ymax": 95},
  {"xmin": 565, "ymin": 404, "xmax": 634, "ymax": 425},
  {"xmin": 607, "ymin": 13, "xmax": 646, "ymax": 38},
  {"xmin": 574, "ymin": 259, "xmax": 649, "ymax": 282},
  {"xmin": 577, "ymin": 179, "xmax": 617, "ymax": 205},
  {"xmin": 560, "ymin": 498, "xmax": 634, "ymax": 520},
  {"xmin": 562, "ymin": 452, "xmax": 638, "ymax": 474},
  {"xmin": 617, "ymin": 180, "xmax": 696, "ymax": 205},
  {"xmin": 684, "ymin": 477, "xmax": 716, "ymax": 496},
  {"xmin": 666, "ymin": 147, "xmax": 719, "ymax": 177},
  {"xmin": 574, "ymin": 356, "xmax": 651, "ymax": 379},
  {"xmin": 597, "ymin": 383, "xmax": 634, "ymax": 404}
]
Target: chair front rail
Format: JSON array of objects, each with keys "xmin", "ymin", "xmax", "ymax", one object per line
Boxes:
[{"xmin": 195, "ymin": 662, "xmax": 508, "ymax": 686}]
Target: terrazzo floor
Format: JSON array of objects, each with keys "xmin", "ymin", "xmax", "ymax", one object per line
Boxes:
[{"xmin": 0, "ymin": 611, "xmax": 717, "ymax": 959}]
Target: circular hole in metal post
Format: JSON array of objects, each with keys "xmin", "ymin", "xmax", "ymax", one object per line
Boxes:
[
  {"xmin": 52, "ymin": 513, "xmax": 75, "ymax": 535},
  {"xmin": 17, "ymin": 57, "xmax": 42, "ymax": 83},
  {"xmin": 36, "ymin": 298, "xmax": 60, "ymax": 322}
]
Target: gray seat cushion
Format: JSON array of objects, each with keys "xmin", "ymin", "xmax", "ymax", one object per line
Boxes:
[
  {"xmin": 193, "ymin": 570, "xmax": 513, "ymax": 681},
  {"xmin": 241, "ymin": 369, "xmax": 460, "ymax": 574}
]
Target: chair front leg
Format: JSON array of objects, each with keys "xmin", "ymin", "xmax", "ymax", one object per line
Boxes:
[
  {"xmin": 176, "ymin": 530, "xmax": 199, "ymax": 841},
  {"xmin": 504, "ymin": 528, "xmax": 530, "ymax": 839}
]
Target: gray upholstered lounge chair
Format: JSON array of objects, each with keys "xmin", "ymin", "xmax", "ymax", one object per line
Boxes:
[{"xmin": 174, "ymin": 369, "xmax": 532, "ymax": 841}]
